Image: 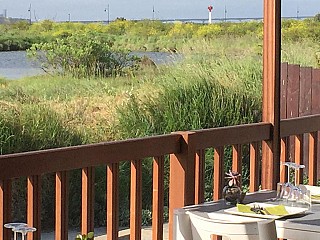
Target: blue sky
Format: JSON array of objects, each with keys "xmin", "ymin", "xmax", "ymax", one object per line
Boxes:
[{"xmin": 0, "ymin": 0, "xmax": 319, "ymax": 22}]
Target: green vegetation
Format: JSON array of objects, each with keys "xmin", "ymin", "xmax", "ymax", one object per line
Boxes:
[
  {"xmin": 1, "ymin": 19, "xmax": 319, "ymax": 228},
  {"xmin": 27, "ymin": 32, "xmax": 140, "ymax": 78},
  {"xmin": 0, "ymin": 17, "xmax": 320, "ymax": 52}
]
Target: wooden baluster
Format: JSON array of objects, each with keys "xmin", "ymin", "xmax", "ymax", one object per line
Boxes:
[
  {"xmin": 212, "ymin": 148, "xmax": 224, "ymax": 240},
  {"xmin": 213, "ymin": 147, "xmax": 224, "ymax": 201},
  {"xmin": 232, "ymin": 144, "xmax": 242, "ymax": 187},
  {"xmin": 55, "ymin": 171, "xmax": 68, "ymax": 240},
  {"xmin": 130, "ymin": 159, "xmax": 142, "ymax": 240},
  {"xmin": 195, "ymin": 149, "xmax": 205, "ymax": 204},
  {"xmin": 250, "ymin": 142, "xmax": 260, "ymax": 192},
  {"xmin": 294, "ymin": 135, "xmax": 304, "ymax": 185},
  {"xmin": 280, "ymin": 138, "xmax": 289, "ymax": 183},
  {"xmin": 308, "ymin": 132, "xmax": 318, "ymax": 185},
  {"xmin": 82, "ymin": 167, "xmax": 95, "ymax": 236},
  {"xmin": 152, "ymin": 156, "xmax": 164, "ymax": 240},
  {"xmin": 0, "ymin": 179, "xmax": 11, "ymax": 240},
  {"xmin": 106, "ymin": 163, "xmax": 119, "ymax": 240},
  {"xmin": 27, "ymin": 175, "xmax": 41, "ymax": 240}
]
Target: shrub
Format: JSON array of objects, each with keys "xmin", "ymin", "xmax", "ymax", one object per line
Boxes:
[{"xmin": 27, "ymin": 32, "xmax": 140, "ymax": 78}]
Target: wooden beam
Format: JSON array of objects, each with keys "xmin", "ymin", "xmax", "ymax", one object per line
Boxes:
[
  {"xmin": 261, "ymin": 0, "xmax": 281, "ymax": 190},
  {"xmin": 81, "ymin": 167, "xmax": 95, "ymax": 235},
  {"xmin": 106, "ymin": 163, "xmax": 119, "ymax": 240},
  {"xmin": 0, "ymin": 180, "xmax": 11, "ymax": 240},
  {"xmin": 27, "ymin": 175, "xmax": 41, "ymax": 240},
  {"xmin": 168, "ymin": 132, "xmax": 195, "ymax": 240},
  {"xmin": 55, "ymin": 171, "xmax": 69, "ymax": 240},
  {"xmin": 152, "ymin": 156, "xmax": 164, "ymax": 240}
]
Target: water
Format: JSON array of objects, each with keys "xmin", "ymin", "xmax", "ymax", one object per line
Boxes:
[
  {"xmin": 0, "ymin": 51, "xmax": 44, "ymax": 79},
  {"xmin": 0, "ymin": 51, "xmax": 180, "ymax": 80}
]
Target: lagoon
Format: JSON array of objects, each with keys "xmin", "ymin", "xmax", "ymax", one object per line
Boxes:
[{"xmin": 0, "ymin": 51, "xmax": 179, "ymax": 80}]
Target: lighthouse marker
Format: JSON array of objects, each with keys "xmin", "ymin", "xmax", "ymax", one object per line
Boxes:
[{"xmin": 208, "ymin": 5, "xmax": 213, "ymax": 24}]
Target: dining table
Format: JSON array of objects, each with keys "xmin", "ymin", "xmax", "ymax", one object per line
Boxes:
[{"xmin": 173, "ymin": 190, "xmax": 320, "ymax": 240}]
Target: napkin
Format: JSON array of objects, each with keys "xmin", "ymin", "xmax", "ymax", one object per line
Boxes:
[
  {"xmin": 237, "ymin": 204, "xmax": 289, "ymax": 216},
  {"xmin": 311, "ymin": 194, "xmax": 320, "ymax": 200},
  {"xmin": 264, "ymin": 205, "xmax": 288, "ymax": 216},
  {"xmin": 236, "ymin": 204, "xmax": 253, "ymax": 213}
]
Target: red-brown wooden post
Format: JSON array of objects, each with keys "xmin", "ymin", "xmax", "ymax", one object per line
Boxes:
[
  {"xmin": 309, "ymin": 132, "xmax": 318, "ymax": 185},
  {"xmin": 0, "ymin": 180, "xmax": 11, "ymax": 240},
  {"xmin": 169, "ymin": 132, "xmax": 195, "ymax": 240},
  {"xmin": 55, "ymin": 171, "xmax": 69, "ymax": 240},
  {"xmin": 195, "ymin": 149, "xmax": 205, "ymax": 204},
  {"xmin": 312, "ymin": 68, "xmax": 320, "ymax": 178},
  {"xmin": 27, "ymin": 175, "xmax": 41, "ymax": 240},
  {"xmin": 152, "ymin": 156, "xmax": 164, "ymax": 240},
  {"xmin": 82, "ymin": 167, "xmax": 95, "ymax": 235},
  {"xmin": 261, "ymin": 0, "xmax": 281, "ymax": 190},
  {"xmin": 106, "ymin": 163, "xmax": 119, "ymax": 240},
  {"xmin": 250, "ymin": 142, "xmax": 260, "ymax": 192},
  {"xmin": 130, "ymin": 159, "xmax": 142, "ymax": 240},
  {"xmin": 213, "ymin": 147, "xmax": 224, "ymax": 201},
  {"xmin": 232, "ymin": 144, "xmax": 242, "ymax": 174}
]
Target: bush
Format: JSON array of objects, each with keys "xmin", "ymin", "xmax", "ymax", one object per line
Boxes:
[{"xmin": 27, "ymin": 32, "xmax": 140, "ymax": 78}]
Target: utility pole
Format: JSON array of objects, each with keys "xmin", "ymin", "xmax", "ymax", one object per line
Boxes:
[
  {"xmin": 28, "ymin": 4, "xmax": 32, "ymax": 24},
  {"xmin": 296, "ymin": 4, "xmax": 299, "ymax": 19},
  {"xmin": 68, "ymin": 13, "xmax": 71, "ymax": 22},
  {"xmin": 224, "ymin": 5, "xmax": 227, "ymax": 21},
  {"xmin": 104, "ymin": 4, "xmax": 110, "ymax": 24}
]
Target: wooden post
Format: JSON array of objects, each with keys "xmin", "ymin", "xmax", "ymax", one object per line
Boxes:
[
  {"xmin": 106, "ymin": 163, "xmax": 119, "ymax": 240},
  {"xmin": 0, "ymin": 180, "xmax": 11, "ymax": 240},
  {"xmin": 261, "ymin": 0, "xmax": 281, "ymax": 190},
  {"xmin": 27, "ymin": 175, "xmax": 41, "ymax": 240},
  {"xmin": 55, "ymin": 171, "xmax": 69, "ymax": 240},
  {"xmin": 169, "ymin": 132, "xmax": 195, "ymax": 240},
  {"xmin": 82, "ymin": 167, "xmax": 95, "ymax": 235}
]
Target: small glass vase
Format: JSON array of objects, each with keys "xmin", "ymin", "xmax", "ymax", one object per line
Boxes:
[{"xmin": 223, "ymin": 185, "xmax": 244, "ymax": 205}]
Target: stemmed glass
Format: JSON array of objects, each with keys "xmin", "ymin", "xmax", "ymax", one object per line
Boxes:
[
  {"xmin": 276, "ymin": 162, "xmax": 311, "ymax": 208},
  {"xmin": 4, "ymin": 223, "xmax": 28, "ymax": 240},
  {"xmin": 14, "ymin": 226, "xmax": 37, "ymax": 240},
  {"xmin": 276, "ymin": 162, "xmax": 296, "ymax": 201}
]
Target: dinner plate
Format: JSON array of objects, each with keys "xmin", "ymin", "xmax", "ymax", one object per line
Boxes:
[
  {"xmin": 298, "ymin": 185, "xmax": 320, "ymax": 203},
  {"xmin": 224, "ymin": 202, "xmax": 308, "ymax": 219}
]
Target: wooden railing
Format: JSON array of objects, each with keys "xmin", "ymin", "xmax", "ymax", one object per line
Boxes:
[
  {"xmin": 0, "ymin": 115, "xmax": 320, "ymax": 240},
  {"xmin": 0, "ymin": 134, "xmax": 181, "ymax": 240}
]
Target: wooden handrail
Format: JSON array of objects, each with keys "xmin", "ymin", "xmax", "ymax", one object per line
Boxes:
[
  {"xmin": 0, "ymin": 134, "xmax": 181, "ymax": 180},
  {"xmin": 280, "ymin": 114, "xmax": 320, "ymax": 137},
  {"xmin": 189, "ymin": 122, "xmax": 272, "ymax": 149}
]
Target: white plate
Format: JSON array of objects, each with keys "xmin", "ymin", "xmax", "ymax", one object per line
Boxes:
[
  {"xmin": 299, "ymin": 185, "xmax": 320, "ymax": 203},
  {"xmin": 224, "ymin": 202, "xmax": 307, "ymax": 219}
]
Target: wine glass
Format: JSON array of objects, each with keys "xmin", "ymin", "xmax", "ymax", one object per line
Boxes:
[
  {"xmin": 14, "ymin": 226, "xmax": 37, "ymax": 240},
  {"xmin": 4, "ymin": 223, "xmax": 28, "ymax": 240},
  {"xmin": 277, "ymin": 162, "xmax": 296, "ymax": 201}
]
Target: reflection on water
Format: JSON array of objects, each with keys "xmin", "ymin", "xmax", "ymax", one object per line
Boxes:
[{"xmin": 0, "ymin": 51, "xmax": 181, "ymax": 80}]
